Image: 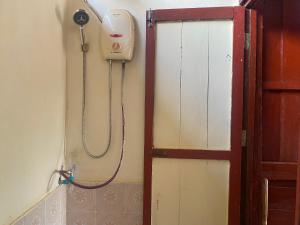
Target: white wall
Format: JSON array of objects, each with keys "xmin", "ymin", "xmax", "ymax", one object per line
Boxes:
[
  {"xmin": 66, "ymin": 0, "xmax": 239, "ymax": 183},
  {"xmin": 0, "ymin": 0, "xmax": 67, "ymax": 224}
]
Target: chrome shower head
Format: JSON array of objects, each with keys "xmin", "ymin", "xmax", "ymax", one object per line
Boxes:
[
  {"xmin": 73, "ymin": 9, "xmax": 89, "ymax": 52},
  {"xmin": 73, "ymin": 9, "xmax": 90, "ymax": 26}
]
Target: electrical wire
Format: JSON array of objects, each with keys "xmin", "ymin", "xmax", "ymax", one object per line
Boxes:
[
  {"xmin": 57, "ymin": 61, "xmax": 126, "ymax": 189},
  {"xmin": 82, "ymin": 51, "xmax": 112, "ymax": 159}
]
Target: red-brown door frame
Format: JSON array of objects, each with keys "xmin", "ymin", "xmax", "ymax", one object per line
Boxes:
[
  {"xmin": 243, "ymin": 9, "xmax": 257, "ymax": 225},
  {"xmin": 296, "ymin": 155, "xmax": 300, "ymax": 225},
  {"xmin": 143, "ymin": 6, "xmax": 245, "ymax": 225}
]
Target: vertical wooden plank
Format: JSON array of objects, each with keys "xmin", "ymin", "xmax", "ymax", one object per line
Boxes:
[
  {"xmin": 280, "ymin": 93, "xmax": 300, "ymax": 162},
  {"xmin": 282, "ymin": 0, "xmax": 300, "ymax": 82},
  {"xmin": 262, "ymin": 92, "xmax": 281, "ymax": 161},
  {"xmin": 228, "ymin": 7, "xmax": 245, "ymax": 225},
  {"xmin": 244, "ymin": 9, "xmax": 257, "ymax": 225},
  {"xmin": 207, "ymin": 20, "xmax": 233, "ymax": 150},
  {"xmin": 152, "ymin": 159, "xmax": 180, "ymax": 225},
  {"xmin": 153, "ymin": 22, "xmax": 182, "ymax": 148},
  {"xmin": 181, "ymin": 21, "xmax": 209, "ymax": 149},
  {"xmin": 262, "ymin": 0, "xmax": 283, "ymax": 82},
  {"xmin": 254, "ymin": 9, "xmax": 264, "ymax": 225},
  {"xmin": 179, "ymin": 160, "xmax": 230, "ymax": 225},
  {"xmin": 152, "ymin": 158, "xmax": 230, "ymax": 225},
  {"xmin": 144, "ymin": 11, "xmax": 156, "ymax": 225},
  {"xmin": 295, "ymin": 150, "xmax": 300, "ymax": 225}
]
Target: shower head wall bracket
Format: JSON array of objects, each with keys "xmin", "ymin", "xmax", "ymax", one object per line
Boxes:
[
  {"xmin": 73, "ymin": 10, "xmax": 90, "ymax": 52},
  {"xmin": 73, "ymin": 9, "xmax": 90, "ymax": 26}
]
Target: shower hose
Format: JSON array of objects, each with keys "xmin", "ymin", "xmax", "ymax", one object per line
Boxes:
[
  {"xmin": 56, "ymin": 0, "xmax": 126, "ymax": 189},
  {"xmin": 82, "ymin": 51, "xmax": 113, "ymax": 159},
  {"xmin": 57, "ymin": 55, "xmax": 126, "ymax": 189}
]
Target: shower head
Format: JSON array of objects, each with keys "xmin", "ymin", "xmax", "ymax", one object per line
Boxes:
[
  {"xmin": 73, "ymin": 9, "xmax": 89, "ymax": 52},
  {"xmin": 73, "ymin": 9, "xmax": 90, "ymax": 26}
]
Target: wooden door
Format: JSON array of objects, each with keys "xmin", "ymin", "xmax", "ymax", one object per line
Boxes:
[
  {"xmin": 261, "ymin": 1, "xmax": 300, "ymax": 224},
  {"xmin": 241, "ymin": 0, "xmax": 300, "ymax": 224},
  {"xmin": 143, "ymin": 7, "xmax": 245, "ymax": 225}
]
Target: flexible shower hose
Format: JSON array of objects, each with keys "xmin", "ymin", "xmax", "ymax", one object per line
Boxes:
[
  {"xmin": 55, "ymin": 0, "xmax": 126, "ymax": 189},
  {"xmin": 57, "ymin": 62, "xmax": 126, "ymax": 189},
  {"xmin": 82, "ymin": 51, "xmax": 113, "ymax": 159}
]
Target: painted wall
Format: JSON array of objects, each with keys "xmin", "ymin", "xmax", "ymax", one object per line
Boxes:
[
  {"xmin": 0, "ymin": 0, "xmax": 67, "ymax": 224},
  {"xmin": 65, "ymin": 0, "xmax": 239, "ymax": 183}
]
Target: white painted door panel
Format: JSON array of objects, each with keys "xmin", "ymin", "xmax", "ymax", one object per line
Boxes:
[
  {"xmin": 181, "ymin": 22, "xmax": 209, "ymax": 149},
  {"xmin": 153, "ymin": 22, "xmax": 182, "ymax": 148},
  {"xmin": 153, "ymin": 20, "xmax": 233, "ymax": 150},
  {"xmin": 207, "ymin": 21, "xmax": 233, "ymax": 150},
  {"xmin": 151, "ymin": 159, "xmax": 180, "ymax": 225},
  {"xmin": 152, "ymin": 159, "xmax": 230, "ymax": 225}
]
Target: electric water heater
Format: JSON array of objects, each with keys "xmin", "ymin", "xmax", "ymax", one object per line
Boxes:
[{"xmin": 101, "ymin": 9, "xmax": 135, "ymax": 61}]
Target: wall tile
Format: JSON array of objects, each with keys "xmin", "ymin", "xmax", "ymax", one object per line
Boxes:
[
  {"xmin": 45, "ymin": 187, "xmax": 62, "ymax": 225},
  {"xmin": 95, "ymin": 213, "xmax": 124, "ymax": 225},
  {"xmin": 67, "ymin": 185, "xmax": 96, "ymax": 212},
  {"xmin": 123, "ymin": 184, "xmax": 143, "ymax": 215},
  {"xmin": 23, "ymin": 201, "xmax": 45, "ymax": 225},
  {"xmin": 123, "ymin": 213, "xmax": 143, "ymax": 225},
  {"xmin": 66, "ymin": 183, "xmax": 143, "ymax": 225},
  {"xmin": 67, "ymin": 211, "xmax": 96, "ymax": 225},
  {"xmin": 95, "ymin": 184, "xmax": 125, "ymax": 215},
  {"xmin": 13, "ymin": 187, "xmax": 66, "ymax": 225},
  {"xmin": 61, "ymin": 187, "xmax": 67, "ymax": 225},
  {"xmin": 95, "ymin": 213, "xmax": 142, "ymax": 225},
  {"xmin": 13, "ymin": 218, "xmax": 24, "ymax": 225}
]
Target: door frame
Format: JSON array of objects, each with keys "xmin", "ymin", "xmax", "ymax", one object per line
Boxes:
[
  {"xmin": 143, "ymin": 6, "xmax": 245, "ymax": 225},
  {"xmin": 242, "ymin": 8, "xmax": 258, "ymax": 225}
]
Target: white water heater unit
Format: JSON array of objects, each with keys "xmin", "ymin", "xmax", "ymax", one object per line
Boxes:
[{"xmin": 101, "ymin": 9, "xmax": 135, "ymax": 61}]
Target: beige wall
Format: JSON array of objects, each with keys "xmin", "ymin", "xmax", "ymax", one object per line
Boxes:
[
  {"xmin": 0, "ymin": 0, "xmax": 68, "ymax": 224},
  {"xmin": 66, "ymin": 0, "xmax": 239, "ymax": 183}
]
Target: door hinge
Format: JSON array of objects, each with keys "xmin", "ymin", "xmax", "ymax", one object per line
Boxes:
[
  {"xmin": 147, "ymin": 9, "xmax": 154, "ymax": 28},
  {"xmin": 245, "ymin": 33, "xmax": 250, "ymax": 50},
  {"xmin": 242, "ymin": 130, "xmax": 247, "ymax": 147}
]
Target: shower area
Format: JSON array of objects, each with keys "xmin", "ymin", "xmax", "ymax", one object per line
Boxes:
[
  {"xmin": 56, "ymin": 1, "xmax": 245, "ymax": 225},
  {"xmin": 64, "ymin": 3, "xmax": 244, "ymax": 225},
  {"xmin": 0, "ymin": 0, "xmax": 254, "ymax": 225},
  {"xmin": 64, "ymin": 1, "xmax": 143, "ymax": 224}
]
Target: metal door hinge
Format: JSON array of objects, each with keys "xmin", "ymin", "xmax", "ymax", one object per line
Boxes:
[
  {"xmin": 147, "ymin": 9, "xmax": 154, "ymax": 28},
  {"xmin": 245, "ymin": 33, "xmax": 250, "ymax": 50},
  {"xmin": 242, "ymin": 130, "xmax": 247, "ymax": 147}
]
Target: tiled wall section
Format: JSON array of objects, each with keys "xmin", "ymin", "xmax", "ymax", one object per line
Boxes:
[
  {"xmin": 12, "ymin": 186, "xmax": 66, "ymax": 225},
  {"xmin": 10, "ymin": 183, "xmax": 142, "ymax": 225},
  {"xmin": 66, "ymin": 183, "xmax": 143, "ymax": 225}
]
